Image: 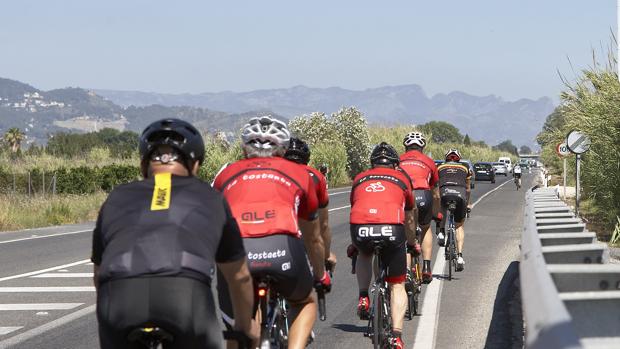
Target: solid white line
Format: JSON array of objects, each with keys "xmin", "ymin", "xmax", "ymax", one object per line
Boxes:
[
  {"xmin": 31, "ymin": 273, "xmax": 93, "ymax": 278},
  {"xmin": 328, "ymin": 205, "xmax": 350, "ymax": 212},
  {"xmin": 0, "ymin": 303, "xmax": 83, "ymax": 311},
  {"xmin": 0, "ymin": 305, "xmax": 95, "ymax": 348},
  {"xmin": 0, "ymin": 327, "xmax": 22, "ymax": 336},
  {"xmin": 0, "ymin": 259, "xmax": 91, "ymax": 282},
  {"xmin": 0, "ymin": 287, "xmax": 95, "ymax": 293},
  {"xmin": 471, "ymin": 179, "xmax": 512, "ymax": 208},
  {"xmin": 328, "ymin": 190, "xmax": 351, "ymax": 196},
  {"xmin": 0, "ymin": 230, "xmax": 91, "ymax": 245}
]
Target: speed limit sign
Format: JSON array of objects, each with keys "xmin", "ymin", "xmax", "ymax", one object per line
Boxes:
[{"xmin": 556, "ymin": 142, "xmax": 570, "ymax": 157}]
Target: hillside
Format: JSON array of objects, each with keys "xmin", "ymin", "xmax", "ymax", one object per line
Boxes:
[
  {"xmin": 96, "ymin": 85, "xmax": 555, "ymax": 147},
  {"xmin": 0, "ymin": 78, "xmax": 275, "ymax": 145}
]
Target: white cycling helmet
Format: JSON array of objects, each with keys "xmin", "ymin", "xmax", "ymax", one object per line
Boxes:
[
  {"xmin": 241, "ymin": 115, "xmax": 290, "ymax": 152},
  {"xmin": 403, "ymin": 132, "xmax": 426, "ymax": 148},
  {"xmin": 444, "ymin": 148, "xmax": 461, "ymax": 162}
]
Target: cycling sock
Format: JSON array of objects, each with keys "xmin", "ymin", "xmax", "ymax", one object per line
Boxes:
[
  {"xmin": 359, "ymin": 290, "xmax": 369, "ymax": 298},
  {"xmin": 423, "ymin": 260, "xmax": 431, "ymax": 270},
  {"xmin": 457, "ymin": 253, "xmax": 463, "ymax": 258}
]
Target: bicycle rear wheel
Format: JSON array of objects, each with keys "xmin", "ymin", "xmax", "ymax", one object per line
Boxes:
[{"xmin": 372, "ymin": 287, "xmax": 384, "ymax": 349}]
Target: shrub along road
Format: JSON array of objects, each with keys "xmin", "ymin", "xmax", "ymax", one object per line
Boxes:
[{"xmin": 0, "ymin": 174, "xmax": 528, "ymax": 348}]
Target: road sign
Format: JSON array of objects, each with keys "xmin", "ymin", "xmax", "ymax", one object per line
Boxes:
[
  {"xmin": 556, "ymin": 142, "xmax": 570, "ymax": 157},
  {"xmin": 566, "ymin": 130, "xmax": 591, "ymax": 154}
]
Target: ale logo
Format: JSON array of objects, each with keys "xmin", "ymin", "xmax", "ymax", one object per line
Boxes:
[{"xmin": 365, "ymin": 181, "xmax": 385, "ymax": 192}]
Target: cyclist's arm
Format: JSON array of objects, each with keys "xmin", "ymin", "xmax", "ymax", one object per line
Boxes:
[
  {"xmin": 218, "ymin": 259, "xmax": 254, "ymax": 335},
  {"xmin": 318, "ymin": 208, "xmax": 336, "ymax": 266},
  {"xmin": 465, "ymin": 177, "xmax": 472, "ymax": 206},
  {"xmin": 405, "ymin": 209, "xmax": 417, "ymax": 246},
  {"xmin": 300, "ymin": 218, "xmax": 326, "ymax": 279}
]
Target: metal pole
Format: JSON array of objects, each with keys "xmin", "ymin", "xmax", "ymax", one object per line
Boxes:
[
  {"xmin": 575, "ymin": 154, "xmax": 581, "ymax": 217},
  {"xmin": 563, "ymin": 157, "xmax": 567, "ymax": 199}
]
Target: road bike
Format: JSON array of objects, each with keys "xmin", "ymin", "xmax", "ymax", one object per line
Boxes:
[
  {"xmin": 444, "ymin": 200, "xmax": 458, "ymax": 281},
  {"xmin": 405, "ymin": 230, "xmax": 422, "ymax": 320},
  {"xmin": 364, "ymin": 241, "xmax": 394, "ymax": 349},
  {"xmin": 128, "ymin": 326, "xmax": 251, "ymax": 349},
  {"xmin": 256, "ymin": 276, "xmax": 290, "ymax": 349}
]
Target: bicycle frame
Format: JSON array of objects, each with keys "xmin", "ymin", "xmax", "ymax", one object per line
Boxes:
[
  {"xmin": 445, "ymin": 202, "xmax": 457, "ymax": 281},
  {"xmin": 365, "ymin": 243, "xmax": 393, "ymax": 349},
  {"xmin": 257, "ymin": 279, "xmax": 289, "ymax": 349}
]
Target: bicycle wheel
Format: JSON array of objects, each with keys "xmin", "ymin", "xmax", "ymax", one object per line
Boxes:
[
  {"xmin": 372, "ymin": 285, "xmax": 384, "ymax": 349},
  {"xmin": 413, "ymin": 256, "xmax": 422, "ymax": 315},
  {"xmin": 405, "ymin": 268, "xmax": 414, "ymax": 320}
]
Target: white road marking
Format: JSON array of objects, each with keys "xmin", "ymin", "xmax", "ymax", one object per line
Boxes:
[
  {"xmin": 412, "ymin": 178, "xmax": 512, "ymax": 349},
  {"xmin": 0, "ymin": 303, "xmax": 83, "ymax": 311},
  {"xmin": 0, "ymin": 327, "xmax": 22, "ymax": 336},
  {"xmin": 0, "ymin": 287, "xmax": 95, "ymax": 293},
  {"xmin": 328, "ymin": 190, "xmax": 351, "ymax": 196},
  {"xmin": 31, "ymin": 273, "xmax": 93, "ymax": 278},
  {"xmin": 328, "ymin": 205, "xmax": 350, "ymax": 212},
  {"xmin": 0, "ymin": 230, "xmax": 91, "ymax": 245},
  {"xmin": 0, "ymin": 259, "xmax": 91, "ymax": 282},
  {"xmin": 0, "ymin": 305, "xmax": 95, "ymax": 347}
]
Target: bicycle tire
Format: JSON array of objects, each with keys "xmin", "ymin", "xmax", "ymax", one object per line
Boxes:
[{"xmin": 372, "ymin": 287, "xmax": 384, "ymax": 349}]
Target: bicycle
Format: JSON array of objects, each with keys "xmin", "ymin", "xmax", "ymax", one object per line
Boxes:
[
  {"xmin": 128, "ymin": 326, "xmax": 251, "ymax": 349},
  {"xmin": 405, "ymin": 231, "xmax": 422, "ymax": 320},
  {"xmin": 514, "ymin": 175, "xmax": 521, "ymax": 190},
  {"xmin": 364, "ymin": 241, "xmax": 394, "ymax": 349},
  {"xmin": 444, "ymin": 200, "xmax": 458, "ymax": 281},
  {"xmin": 256, "ymin": 276, "xmax": 290, "ymax": 349}
]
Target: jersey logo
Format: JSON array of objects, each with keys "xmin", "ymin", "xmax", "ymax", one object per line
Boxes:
[
  {"xmin": 358, "ymin": 226, "xmax": 393, "ymax": 237},
  {"xmin": 365, "ymin": 182, "xmax": 386, "ymax": 192},
  {"xmin": 150, "ymin": 172, "xmax": 172, "ymax": 211}
]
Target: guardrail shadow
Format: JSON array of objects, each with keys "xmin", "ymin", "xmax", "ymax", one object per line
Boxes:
[{"xmin": 484, "ymin": 261, "xmax": 524, "ymax": 349}]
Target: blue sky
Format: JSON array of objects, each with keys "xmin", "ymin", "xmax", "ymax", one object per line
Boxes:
[{"xmin": 0, "ymin": 0, "xmax": 615, "ymax": 101}]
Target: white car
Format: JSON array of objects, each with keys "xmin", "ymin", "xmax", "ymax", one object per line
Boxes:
[
  {"xmin": 498, "ymin": 157, "xmax": 513, "ymax": 172},
  {"xmin": 493, "ymin": 162, "xmax": 508, "ymax": 176}
]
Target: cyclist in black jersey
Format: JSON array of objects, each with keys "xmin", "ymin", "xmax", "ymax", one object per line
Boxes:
[
  {"xmin": 436, "ymin": 148, "xmax": 472, "ymax": 271},
  {"xmin": 92, "ymin": 119, "xmax": 258, "ymax": 349}
]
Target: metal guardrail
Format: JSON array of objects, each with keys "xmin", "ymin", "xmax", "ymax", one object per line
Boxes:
[{"xmin": 521, "ymin": 187, "xmax": 620, "ymax": 349}]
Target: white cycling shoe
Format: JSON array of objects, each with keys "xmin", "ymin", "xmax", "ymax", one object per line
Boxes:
[
  {"xmin": 437, "ymin": 232, "xmax": 445, "ymax": 247},
  {"xmin": 456, "ymin": 256, "xmax": 465, "ymax": 271}
]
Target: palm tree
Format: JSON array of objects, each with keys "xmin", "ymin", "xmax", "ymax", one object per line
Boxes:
[{"xmin": 4, "ymin": 128, "xmax": 24, "ymax": 153}]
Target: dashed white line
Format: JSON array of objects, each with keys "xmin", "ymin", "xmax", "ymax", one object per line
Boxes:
[
  {"xmin": 0, "ymin": 287, "xmax": 95, "ymax": 293},
  {"xmin": 31, "ymin": 273, "xmax": 93, "ymax": 278},
  {"xmin": 0, "ymin": 303, "xmax": 83, "ymax": 311},
  {"xmin": 328, "ymin": 190, "xmax": 351, "ymax": 196},
  {"xmin": 328, "ymin": 205, "xmax": 350, "ymax": 212}
]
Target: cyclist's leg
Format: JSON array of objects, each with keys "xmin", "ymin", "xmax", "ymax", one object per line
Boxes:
[
  {"xmin": 453, "ymin": 190, "xmax": 467, "ymax": 254},
  {"xmin": 382, "ymin": 225, "xmax": 407, "ymax": 338},
  {"xmin": 351, "ymin": 225, "xmax": 374, "ymax": 317},
  {"xmin": 415, "ymin": 189, "xmax": 434, "ymax": 260}
]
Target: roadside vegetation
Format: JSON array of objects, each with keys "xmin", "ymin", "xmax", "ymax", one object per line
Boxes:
[
  {"xmin": 536, "ymin": 56, "xmax": 620, "ymax": 240},
  {"xmin": 2, "ymin": 107, "xmax": 515, "ymax": 230}
]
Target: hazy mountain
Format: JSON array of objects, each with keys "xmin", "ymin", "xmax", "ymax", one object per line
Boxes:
[
  {"xmin": 0, "ymin": 77, "xmax": 275, "ymax": 145},
  {"xmin": 96, "ymin": 85, "xmax": 555, "ymax": 147}
]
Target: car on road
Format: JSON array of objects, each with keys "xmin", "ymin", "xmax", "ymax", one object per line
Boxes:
[
  {"xmin": 498, "ymin": 157, "xmax": 513, "ymax": 172},
  {"xmin": 492, "ymin": 162, "xmax": 508, "ymax": 176},
  {"xmin": 474, "ymin": 162, "xmax": 496, "ymax": 183}
]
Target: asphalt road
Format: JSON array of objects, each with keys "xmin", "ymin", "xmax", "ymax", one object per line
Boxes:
[{"xmin": 0, "ymin": 173, "xmax": 531, "ymax": 349}]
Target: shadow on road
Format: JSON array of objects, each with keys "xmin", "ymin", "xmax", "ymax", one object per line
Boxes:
[
  {"xmin": 331, "ymin": 323, "xmax": 366, "ymax": 333},
  {"xmin": 484, "ymin": 260, "xmax": 524, "ymax": 349}
]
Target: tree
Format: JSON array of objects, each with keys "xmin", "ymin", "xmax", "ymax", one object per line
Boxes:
[
  {"xmin": 332, "ymin": 107, "xmax": 371, "ymax": 178},
  {"xmin": 519, "ymin": 145, "xmax": 532, "ymax": 154},
  {"xmin": 463, "ymin": 134, "xmax": 471, "ymax": 146},
  {"xmin": 493, "ymin": 139, "xmax": 518, "ymax": 155},
  {"xmin": 3, "ymin": 128, "xmax": 24, "ymax": 153},
  {"xmin": 420, "ymin": 121, "xmax": 463, "ymax": 143}
]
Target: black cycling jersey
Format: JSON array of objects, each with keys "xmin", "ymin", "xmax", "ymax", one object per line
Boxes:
[
  {"xmin": 437, "ymin": 162, "xmax": 471, "ymax": 188},
  {"xmin": 92, "ymin": 174, "xmax": 245, "ymax": 285}
]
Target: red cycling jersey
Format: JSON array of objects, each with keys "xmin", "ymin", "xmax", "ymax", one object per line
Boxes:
[
  {"xmin": 213, "ymin": 157, "xmax": 319, "ymax": 238},
  {"xmin": 304, "ymin": 165, "xmax": 329, "ymax": 208},
  {"xmin": 350, "ymin": 167, "xmax": 415, "ymax": 225},
  {"xmin": 399, "ymin": 150, "xmax": 439, "ymax": 190}
]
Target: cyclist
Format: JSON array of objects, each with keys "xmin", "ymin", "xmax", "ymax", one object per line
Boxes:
[
  {"xmin": 213, "ymin": 116, "xmax": 330, "ymax": 349},
  {"xmin": 399, "ymin": 131, "xmax": 440, "ymax": 284},
  {"xmin": 437, "ymin": 149, "xmax": 472, "ymax": 271},
  {"xmin": 350, "ymin": 142, "xmax": 417, "ymax": 349},
  {"xmin": 284, "ymin": 137, "xmax": 337, "ymax": 269},
  {"xmin": 513, "ymin": 163, "xmax": 522, "ymax": 188},
  {"xmin": 92, "ymin": 119, "xmax": 257, "ymax": 349}
]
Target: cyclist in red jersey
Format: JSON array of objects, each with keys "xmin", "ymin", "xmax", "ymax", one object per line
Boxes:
[
  {"xmin": 399, "ymin": 132, "xmax": 440, "ymax": 283},
  {"xmin": 284, "ymin": 137, "xmax": 337, "ymax": 269},
  {"xmin": 213, "ymin": 116, "xmax": 329, "ymax": 349},
  {"xmin": 350, "ymin": 142, "xmax": 417, "ymax": 349}
]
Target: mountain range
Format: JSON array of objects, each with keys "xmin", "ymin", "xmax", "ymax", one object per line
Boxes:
[{"xmin": 95, "ymin": 85, "xmax": 555, "ymax": 147}]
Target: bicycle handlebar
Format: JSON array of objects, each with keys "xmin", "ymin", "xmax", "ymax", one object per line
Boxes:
[{"xmin": 316, "ymin": 261, "xmax": 334, "ymax": 321}]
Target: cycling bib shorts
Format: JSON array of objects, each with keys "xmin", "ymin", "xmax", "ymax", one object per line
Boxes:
[
  {"xmin": 440, "ymin": 186, "xmax": 467, "ymax": 223},
  {"xmin": 414, "ymin": 189, "xmax": 433, "ymax": 226},
  {"xmin": 350, "ymin": 224, "xmax": 406, "ymax": 283}
]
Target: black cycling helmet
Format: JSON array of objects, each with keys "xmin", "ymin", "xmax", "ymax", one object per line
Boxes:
[
  {"xmin": 284, "ymin": 137, "xmax": 311, "ymax": 164},
  {"xmin": 139, "ymin": 118, "xmax": 205, "ymax": 175},
  {"xmin": 370, "ymin": 142, "xmax": 400, "ymax": 166},
  {"xmin": 319, "ymin": 163, "xmax": 329, "ymax": 175}
]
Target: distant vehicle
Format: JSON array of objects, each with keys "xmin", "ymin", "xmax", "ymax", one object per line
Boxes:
[
  {"xmin": 434, "ymin": 159, "xmax": 444, "ymax": 166},
  {"xmin": 498, "ymin": 157, "xmax": 513, "ymax": 172},
  {"xmin": 460, "ymin": 159, "xmax": 476, "ymax": 189},
  {"xmin": 474, "ymin": 162, "xmax": 496, "ymax": 183},
  {"xmin": 492, "ymin": 162, "xmax": 508, "ymax": 176}
]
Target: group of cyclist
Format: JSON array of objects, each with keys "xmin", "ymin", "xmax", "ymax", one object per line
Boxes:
[{"xmin": 90, "ymin": 115, "xmax": 472, "ymax": 349}]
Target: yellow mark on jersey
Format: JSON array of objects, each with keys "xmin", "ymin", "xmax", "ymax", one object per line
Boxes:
[{"xmin": 151, "ymin": 172, "xmax": 172, "ymax": 211}]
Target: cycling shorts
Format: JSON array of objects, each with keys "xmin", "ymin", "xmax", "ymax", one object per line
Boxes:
[
  {"xmin": 414, "ymin": 189, "xmax": 433, "ymax": 226},
  {"xmin": 440, "ymin": 186, "xmax": 467, "ymax": 224},
  {"xmin": 514, "ymin": 173, "xmax": 522, "ymax": 178},
  {"xmin": 218, "ymin": 234, "xmax": 313, "ymax": 326},
  {"xmin": 350, "ymin": 224, "xmax": 406, "ymax": 283},
  {"xmin": 97, "ymin": 277, "xmax": 221, "ymax": 349}
]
